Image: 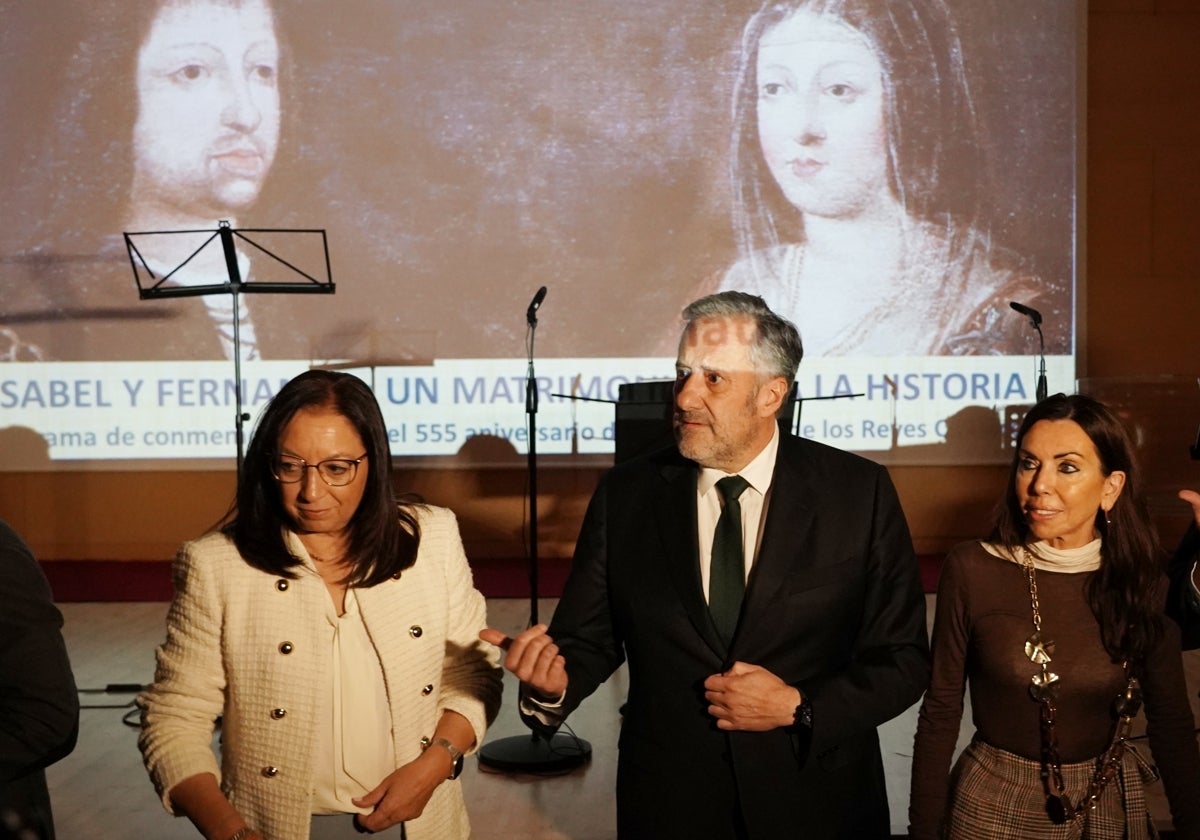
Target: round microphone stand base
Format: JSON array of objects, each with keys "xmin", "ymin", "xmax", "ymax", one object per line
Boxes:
[{"xmin": 477, "ymin": 732, "xmax": 592, "ymax": 773}]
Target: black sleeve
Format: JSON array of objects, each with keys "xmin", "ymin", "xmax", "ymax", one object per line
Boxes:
[
  {"xmin": 1167, "ymin": 524, "xmax": 1200, "ymax": 651},
  {"xmin": 519, "ymin": 475, "xmax": 626, "ymax": 737},
  {"xmin": 0, "ymin": 521, "xmax": 79, "ymax": 783}
]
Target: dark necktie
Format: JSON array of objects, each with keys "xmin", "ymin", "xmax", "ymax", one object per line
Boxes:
[{"xmin": 709, "ymin": 475, "xmax": 751, "ymax": 644}]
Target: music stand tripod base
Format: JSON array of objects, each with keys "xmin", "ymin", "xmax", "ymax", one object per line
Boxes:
[{"xmin": 477, "ymin": 731, "xmax": 592, "ymax": 773}]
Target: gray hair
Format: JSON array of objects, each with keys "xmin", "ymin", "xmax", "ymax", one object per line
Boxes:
[{"xmin": 681, "ymin": 291, "xmax": 803, "ymax": 382}]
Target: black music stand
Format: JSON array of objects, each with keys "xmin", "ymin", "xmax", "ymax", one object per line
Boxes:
[
  {"xmin": 786, "ymin": 390, "xmax": 862, "ymax": 437},
  {"xmin": 124, "ymin": 221, "xmax": 334, "ymax": 472},
  {"xmin": 613, "ymin": 380, "xmax": 816, "ymax": 462}
]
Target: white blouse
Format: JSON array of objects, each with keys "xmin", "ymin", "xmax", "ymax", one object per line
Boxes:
[{"xmin": 311, "ymin": 587, "xmax": 396, "ymax": 814}]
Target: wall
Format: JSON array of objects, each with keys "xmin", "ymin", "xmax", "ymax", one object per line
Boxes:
[
  {"xmin": 2, "ymin": 0, "xmax": 1198, "ymax": 564},
  {"xmin": 1087, "ymin": 0, "xmax": 1200, "ymax": 543}
]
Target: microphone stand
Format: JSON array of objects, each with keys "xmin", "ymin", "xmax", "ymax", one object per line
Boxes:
[
  {"xmin": 1033, "ymin": 321, "xmax": 1048, "ymax": 403},
  {"xmin": 1010, "ymin": 302, "xmax": 1048, "ymax": 403},
  {"xmin": 478, "ymin": 288, "xmax": 591, "ymax": 773},
  {"xmin": 526, "ymin": 334, "xmax": 541, "ymax": 625}
]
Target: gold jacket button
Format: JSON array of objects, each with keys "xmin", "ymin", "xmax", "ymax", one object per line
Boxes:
[
  {"xmin": 409, "ymin": 626, "xmax": 423, "ymax": 638},
  {"xmin": 278, "ymin": 642, "xmax": 294, "ymax": 655},
  {"xmin": 270, "ymin": 708, "xmax": 287, "ymax": 720},
  {"xmin": 275, "ymin": 580, "xmax": 289, "ymax": 591},
  {"xmin": 261, "ymin": 766, "xmax": 279, "ymax": 778},
  {"xmin": 421, "ymin": 684, "xmax": 434, "ymax": 696}
]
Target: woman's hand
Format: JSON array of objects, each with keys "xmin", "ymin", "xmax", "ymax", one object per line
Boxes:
[
  {"xmin": 351, "ymin": 748, "xmax": 447, "ymax": 833},
  {"xmin": 167, "ymin": 773, "xmax": 257, "ymax": 840},
  {"xmin": 352, "ymin": 711, "xmax": 474, "ymax": 833}
]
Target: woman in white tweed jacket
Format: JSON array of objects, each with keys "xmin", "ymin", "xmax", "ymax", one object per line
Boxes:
[{"xmin": 139, "ymin": 371, "xmax": 502, "ymax": 840}]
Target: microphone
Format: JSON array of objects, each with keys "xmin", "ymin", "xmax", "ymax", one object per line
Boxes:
[
  {"xmin": 1009, "ymin": 301, "xmax": 1047, "ymax": 402},
  {"xmin": 526, "ymin": 286, "xmax": 547, "ymax": 326},
  {"xmin": 1009, "ymin": 300, "xmax": 1042, "ymax": 326}
]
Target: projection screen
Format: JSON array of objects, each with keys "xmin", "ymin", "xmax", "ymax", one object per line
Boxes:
[{"xmin": 0, "ymin": 0, "xmax": 1081, "ymax": 469}]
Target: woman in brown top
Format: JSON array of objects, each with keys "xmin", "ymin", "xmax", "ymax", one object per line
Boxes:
[{"xmin": 909, "ymin": 393, "xmax": 1200, "ymax": 839}]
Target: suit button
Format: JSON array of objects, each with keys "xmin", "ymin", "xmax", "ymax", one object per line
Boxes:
[
  {"xmin": 278, "ymin": 642, "xmax": 294, "ymax": 655},
  {"xmin": 261, "ymin": 766, "xmax": 279, "ymax": 777},
  {"xmin": 409, "ymin": 625, "xmax": 423, "ymax": 638},
  {"xmin": 271, "ymin": 708, "xmax": 287, "ymax": 720},
  {"xmin": 276, "ymin": 579, "xmax": 289, "ymax": 591},
  {"xmin": 419, "ymin": 736, "xmax": 431, "ymax": 748},
  {"xmin": 421, "ymin": 684, "xmax": 434, "ymax": 696}
]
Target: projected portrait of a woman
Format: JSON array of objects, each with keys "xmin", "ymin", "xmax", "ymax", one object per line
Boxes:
[{"xmin": 718, "ymin": 0, "xmax": 1070, "ymax": 357}]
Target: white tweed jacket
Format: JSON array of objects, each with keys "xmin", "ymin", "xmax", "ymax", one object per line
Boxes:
[{"xmin": 139, "ymin": 505, "xmax": 502, "ymax": 840}]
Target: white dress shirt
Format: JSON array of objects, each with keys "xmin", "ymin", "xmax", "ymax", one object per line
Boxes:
[
  {"xmin": 695, "ymin": 424, "xmax": 780, "ymax": 603},
  {"xmin": 523, "ymin": 425, "xmax": 781, "ymax": 719}
]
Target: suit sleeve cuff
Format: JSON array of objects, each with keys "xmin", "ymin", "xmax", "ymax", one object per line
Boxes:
[
  {"xmin": 785, "ymin": 690, "xmax": 812, "ymax": 733},
  {"xmin": 518, "ymin": 685, "xmax": 567, "ymax": 727}
]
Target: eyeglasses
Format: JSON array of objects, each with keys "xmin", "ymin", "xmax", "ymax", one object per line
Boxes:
[{"xmin": 271, "ymin": 454, "xmax": 367, "ymax": 487}]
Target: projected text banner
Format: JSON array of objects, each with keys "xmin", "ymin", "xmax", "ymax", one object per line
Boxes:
[{"xmin": 0, "ymin": 356, "xmax": 1072, "ymax": 466}]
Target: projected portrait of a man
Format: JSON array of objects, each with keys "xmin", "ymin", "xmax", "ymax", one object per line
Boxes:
[
  {"xmin": 127, "ymin": 0, "xmax": 282, "ymax": 361},
  {"xmin": 2, "ymin": 0, "xmax": 289, "ymax": 362},
  {"xmin": 130, "ymin": 0, "xmax": 280, "ymax": 232},
  {"xmin": 718, "ymin": 0, "xmax": 1070, "ymax": 357}
]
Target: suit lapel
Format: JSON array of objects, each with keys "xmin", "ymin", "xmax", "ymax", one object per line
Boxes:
[
  {"xmin": 734, "ymin": 437, "xmax": 816, "ymax": 651},
  {"xmin": 654, "ymin": 457, "xmax": 728, "ymax": 658}
]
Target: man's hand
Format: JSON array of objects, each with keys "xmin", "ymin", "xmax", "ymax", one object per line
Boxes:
[
  {"xmin": 479, "ymin": 624, "xmax": 568, "ymax": 700},
  {"xmin": 1180, "ymin": 489, "xmax": 1200, "ymax": 528},
  {"xmin": 703, "ymin": 661, "xmax": 801, "ymax": 732}
]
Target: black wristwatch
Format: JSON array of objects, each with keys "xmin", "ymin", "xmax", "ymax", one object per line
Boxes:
[
  {"xmin": 426, "ymin": 737, "xmax": 464, "ymax": 779},
  {"xmin": 788, "ymin": 693, "xmax": 813, "ymax": 733}
]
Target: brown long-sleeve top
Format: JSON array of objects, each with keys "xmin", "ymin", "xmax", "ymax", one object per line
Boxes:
[{"xmin": 909, "ymin": 541, "xmax": 1200, "ymax": 839}]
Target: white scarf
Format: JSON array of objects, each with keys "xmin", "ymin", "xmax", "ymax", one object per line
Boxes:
[{"xmin": 983, "ymin": 538, "xmax": 1103, "ymax": 573}]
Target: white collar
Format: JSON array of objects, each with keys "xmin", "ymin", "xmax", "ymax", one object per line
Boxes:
[{"xmin": 697, "ymin": 423, "xmax": 780, "ymax": 498}]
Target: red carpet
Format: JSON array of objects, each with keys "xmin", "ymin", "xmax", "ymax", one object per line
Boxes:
[
  {"xmin": 43, "ymin": 555, "xmax": 944, "ymax": 602},
  {"xmin": 918, "ymin": 553, "xmax": 943, "ymax": 594},
  {"xmin": 38, "ymin": 557, "xmax": 579, "ymax": 602},
  {"xmin": 44, "ymin": 561, "xmax": 176, "ymax": 602}
]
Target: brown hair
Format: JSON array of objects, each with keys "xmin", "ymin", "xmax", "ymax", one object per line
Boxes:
[
  {"xmin": 991, "ymin": 393, "xmax": 1163, "ymax": 666},
  {"xmin": 223, "ymin": 369, "xmax": 421, "ymax": 586}
]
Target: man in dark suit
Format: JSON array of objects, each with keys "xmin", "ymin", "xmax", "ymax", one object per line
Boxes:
[
  {"xmin": 482, "ymin": 292, "xmax": 929, "ymax": 838},
  {"xmin": 0, "ymin": 520, "xmax": 78, "ymax": 840},
  {"xmin": 1168, "ymin": 489, "xmax": 1200, "ymax": 650}
]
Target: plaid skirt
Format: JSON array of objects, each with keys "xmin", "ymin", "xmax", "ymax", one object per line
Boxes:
[{"xmin": 944, "ymin": 738, "xmax": 1159, "ymax": 840}]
